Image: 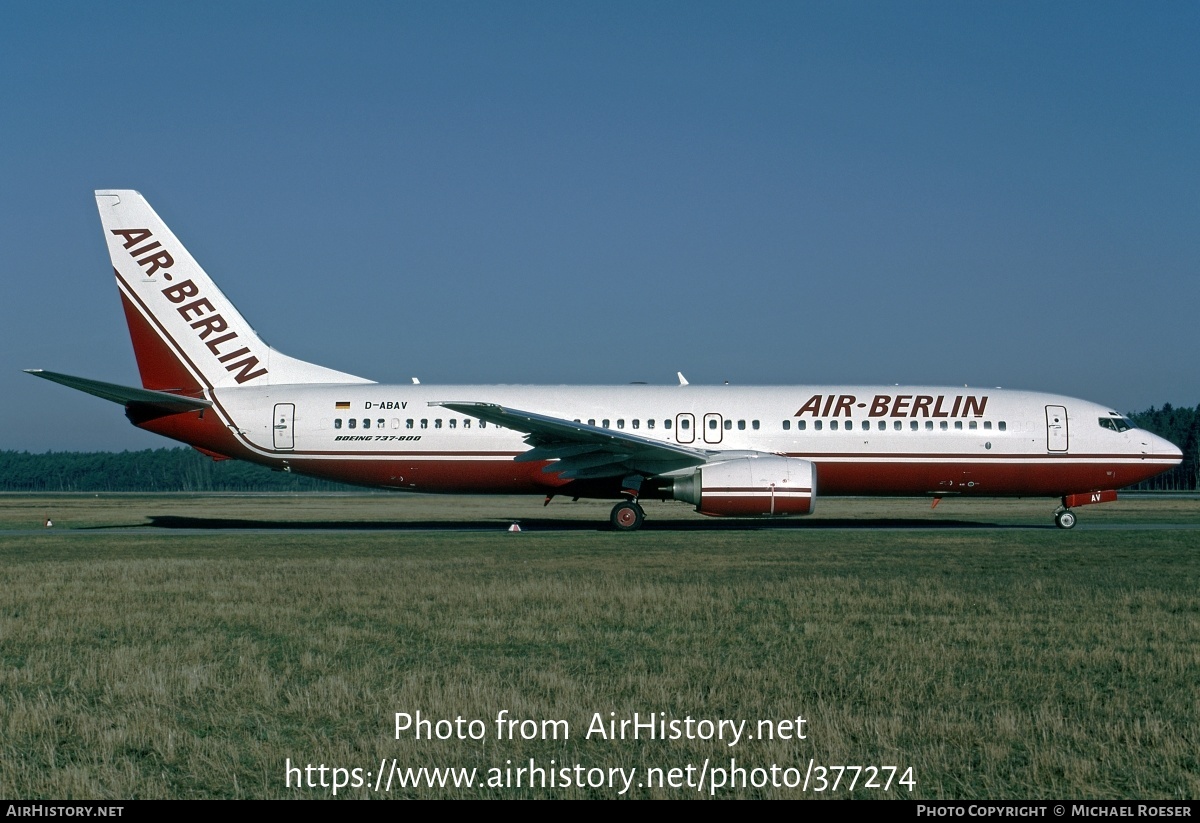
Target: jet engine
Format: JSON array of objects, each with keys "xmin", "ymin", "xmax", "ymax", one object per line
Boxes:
[{"xmin": 667, "ymin": 455, "xmax": 816, "ymax": 517}]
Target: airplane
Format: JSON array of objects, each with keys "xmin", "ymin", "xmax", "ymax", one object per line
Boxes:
[{"xmin": 26, "ymin": 190, "xmax": 1183, "ymax": 531}]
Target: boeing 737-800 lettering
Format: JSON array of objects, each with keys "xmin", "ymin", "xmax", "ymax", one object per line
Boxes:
[{"xmin": 27, "ymin": 191, "xmax": 1182, "ymax": 530}]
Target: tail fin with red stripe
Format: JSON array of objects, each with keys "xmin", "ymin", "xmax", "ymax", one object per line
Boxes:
[{"xmin": 95, "ymin": 190, "xmax": 373, "ymax": 393}]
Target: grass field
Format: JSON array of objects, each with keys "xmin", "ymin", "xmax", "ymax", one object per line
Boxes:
[{"xmin": 0, "ymin": 493, "xmax": 1196, "ymax": 799}]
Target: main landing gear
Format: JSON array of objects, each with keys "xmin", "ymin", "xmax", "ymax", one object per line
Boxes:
[
  {"xmin": 610, "ymin": 500, "xmax": 645, "ymax": 531},
  {"xmin": 610, "ymin": 474, "xmax": 646, "ymax": 531},
  {"xmin": 1053, "ymin": 507, "xmax": 1077, "ymax": 530}
]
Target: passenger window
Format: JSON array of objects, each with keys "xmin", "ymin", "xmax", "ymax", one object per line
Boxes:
[
  {"xmin": 463, "ymin": 419, "xmax": 471, "ymax": 428},
  {"xmin": 588, "ymin": 419, "xmax": 596, "ymax": 426},
  {"xmin": 894, "ymin": 421, "xmax": 902, "ymax": 431},
  {"xmin": 603, "ymin": 419, "xmax": 610, "ymax": 428},
  {"xmin": 815, "ymin": 420, "xmax": 823, "ymax": 431},
  {"xmin": 926, "ymin": 421, "xmax": 934, "ymax": 431},
  {"xmin": 679, "ymin": 419, "xmax": 688, "ymax": 430},
  {"xmin": 984, "ymin": 421, "xmax": 992, "ymax": 430},
  {"xmin": 724, "ymin": 420, "xmax": 732, "ymax": 430},
  {"xmin": 940, "ymin": 421, "xmax": 948, "ymax": 431},
  {"xmin": 334, "ymin": 419, "xmax": 342, "ymax": 429},
  {"xmin": 435, "ymin": 419, "xmax": 443, "ymax": 428},
  {"xmin": 862, "ymin": 421, "xmax": 870, "ymax": 431},
  {"xmin": 782, "ymin": 420, "xmax": 791, "ymax": 430},
  {"xmin": 797, "ymin": 420, "xmax": 806, "ymax": 431},
  {"xmin": 969, "ymin": 421, "xmax": 977, "ymax": 430},
  {"xmin": 617, "ymin": 419, "xmax": 625, "ymax": 429},
  {"xmin": 647, "ymin": 419, "xmax": 655, "ymax": 429},
  {"xmin": 831, "ymin": 420, "xmax": 839, "ymax": 430},
  {"xmin": 752, "ymin": 420, "xmax": 760, "ymax": 430},
  {"xmin": 406, "ymin": 419, "xmax": 414, "ymax": 428},
  {"xmin": 708, "ymin": 419, "xmax": 717, "ymax": 430},
  {"xmin": 391, "ymin": 419, "xmax": 399, "ymax": 429},
  {"xmin": 954, "ymin": 421, "xmax": 963, "ymax": 430},
  {"xmin": 737, "ymin": 420, "xmax": 746, "ymax": 430},
  {"xmin": 449, "ymin": 419, "xmax": 457, "ymax": 429},
  {"xmin": 998, "ymin": 422, "xmax": 1006, "ymax": 431},
  {"xmin": 877, "ymin": 421, "xmax": 886, "ymax": 431},
  {"xmin": 480, "ymin": 421, "xmax": 486, "ymax": 428},
  {"xmin": 378, "ymin": 419, "xmax": 385, "ymax": 428},
  {"xmin": 349, "ymin": 419, "xmax": 356, "ymax": 429},
  {"xmin": 362, "ymin": 419, "xmax": 370, "ymax": 429},
  {"xmin": 420, "ymin": 419, "xmax": 428, "ymax": 428},
  {"xmin": 910, "ymin": 420, "xmax": 918, "ymax": 431},
  {"xmin": 632, "ymin": 419, "xmax": 640, "ymax": 429}
]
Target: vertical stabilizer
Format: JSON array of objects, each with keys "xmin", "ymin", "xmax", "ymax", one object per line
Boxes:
[{"xmin": 96, "ymin": 190, "xmax": 373, "ymax": 392}]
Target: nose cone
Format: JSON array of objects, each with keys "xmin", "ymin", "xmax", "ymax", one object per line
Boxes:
[{"xmin": 1154, "ymin": 434, "xmax": 1183, "ymax": 462}]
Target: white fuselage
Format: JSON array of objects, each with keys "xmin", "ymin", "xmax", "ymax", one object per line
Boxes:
[{"xmin": 160, "ymin": 382, "xmax": 1178, "ymax": 499}]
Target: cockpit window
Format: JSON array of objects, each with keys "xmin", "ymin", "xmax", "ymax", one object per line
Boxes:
[{"xmin": 1098, "ymin": 416, "xmax": 1136, "ymax": 433}]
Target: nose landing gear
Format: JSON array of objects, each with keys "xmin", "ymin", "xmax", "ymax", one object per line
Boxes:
[{"xmin": 1053, "ymin": 507, "xmax": 1077, "ymax": 529}]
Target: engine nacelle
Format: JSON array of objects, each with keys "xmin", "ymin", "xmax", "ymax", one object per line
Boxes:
[{"xmin": 668, "ymin": 455, "xmax": 816, "ymax": 517}]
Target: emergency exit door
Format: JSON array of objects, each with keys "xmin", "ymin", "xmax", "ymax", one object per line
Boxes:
[{"xmin": 703, "ymin": 413, "xmax": 724, "ymax": 444}]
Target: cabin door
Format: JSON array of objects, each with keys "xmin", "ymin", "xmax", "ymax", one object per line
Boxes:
[
  {"xmin": 273, "ymin": 403, "xmax": 295, "ymax": 450},
  {"xmin": 1045, "ymin": 405, "xmax": 1068, "ymax": 453}
]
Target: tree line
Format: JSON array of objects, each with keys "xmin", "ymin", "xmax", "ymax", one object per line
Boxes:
[
  {"xmin": 0, "ymin": 448, "xmax": 358, "ymax": 492},
  {"xmin": 1, "ymin": 402, "xmax": 1196, "ymax": 492}
]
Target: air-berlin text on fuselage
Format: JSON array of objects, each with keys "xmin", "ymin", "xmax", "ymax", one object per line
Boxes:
[
  {"xmin": 794, "ymin": 394, "xmax": 988, "ymax": 418},
  {"xmin": 110, "ymin": 228, "xmax": 267, "ymax": 385}
]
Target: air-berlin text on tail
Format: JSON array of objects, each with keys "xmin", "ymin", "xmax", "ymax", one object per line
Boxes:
[
  {"xmin": 111, "ymin": 228, "xmax": 268, "ymax": 385},
  {"xmin": 109, "ymin": 228, "xmax": 174, "ymax": 277},
  {"xmin": 794, "ymin": 393, "xmax": 988, "ymax": 419}
]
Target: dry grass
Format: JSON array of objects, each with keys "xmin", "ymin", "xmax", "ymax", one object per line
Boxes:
[{"xmin": 0, "ymin": 494, "xmax": 1196, "ymax": 798}]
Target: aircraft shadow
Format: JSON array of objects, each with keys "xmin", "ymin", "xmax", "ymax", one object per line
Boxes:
[{"xmin": 134, "ymin": 515, "xmax": 1041, "ymax": 532}]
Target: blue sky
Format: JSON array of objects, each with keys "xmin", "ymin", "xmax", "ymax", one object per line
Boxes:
[{"xmin": 3, "ymin": 1, "xmax": 1197, "ymax": 451}]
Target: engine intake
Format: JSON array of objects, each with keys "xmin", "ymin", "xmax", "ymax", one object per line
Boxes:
[{"xmin": 669, "ymin": 455, "xmax": 816, "ymax": 517}]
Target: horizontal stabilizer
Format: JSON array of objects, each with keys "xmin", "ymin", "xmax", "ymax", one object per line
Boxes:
[{"xmin": 24, "ymin": 370, "xmax": 212, "ymax": 413}]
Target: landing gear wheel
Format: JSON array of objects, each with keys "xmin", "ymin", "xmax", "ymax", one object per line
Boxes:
[
  {"xmin": 610, "ymin": 501, "xmax": 645, "ymax": 531},
  {"xmin": 1054, "ymin": 510, "xmax": 1077, "ymax": 530}
]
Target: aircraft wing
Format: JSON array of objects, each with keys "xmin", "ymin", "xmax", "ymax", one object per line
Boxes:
[
  {"xmin": 25, "ymin": 370, "xmax": 212, "ymax": 414},
  {"xmin": 432, "ymin": 401, "xmax": 712, "ymax": 479}
]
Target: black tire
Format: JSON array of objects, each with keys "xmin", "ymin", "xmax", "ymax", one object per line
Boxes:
[
  {"xmin": 1055, "ymin": 510, "xmax": 1077, "ymax": 529},
  {"xmin": 610, "ymin": 501, "xmax": 644, "ymax": 531}
]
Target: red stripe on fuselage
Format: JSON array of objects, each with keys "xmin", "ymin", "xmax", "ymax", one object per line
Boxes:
[
  {"xmin": 260, "ymin": 455, "xmax": 571, "ymax": 494},
  {"xmin": 811, "ymin": 458, "xmax": 1163, "ymax": 496}
]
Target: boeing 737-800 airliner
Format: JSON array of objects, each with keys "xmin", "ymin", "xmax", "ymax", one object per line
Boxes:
[{"xmin": 26, "ymin": 191, "xmax": 1182, "ymax": 530}]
